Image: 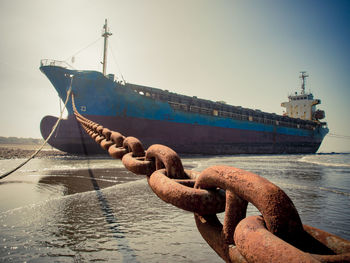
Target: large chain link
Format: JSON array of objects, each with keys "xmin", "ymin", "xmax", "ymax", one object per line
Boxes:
[{"xmin": 72, "ymin": 94, "xmax": 350, "ymax": 263}]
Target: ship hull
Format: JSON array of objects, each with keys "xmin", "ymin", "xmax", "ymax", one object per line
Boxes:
[
  {"xmin": 39, "ymin": 63, "xmax": 328, "ymax": 155},
  {"xmin": 41, "ymin": 114, "xmax": 322, "ymax": 155}
]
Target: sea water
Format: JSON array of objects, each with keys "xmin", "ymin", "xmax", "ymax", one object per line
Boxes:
[{"xmin": 0, "ymin": 153, "xmax": 349, "ymax": 262}]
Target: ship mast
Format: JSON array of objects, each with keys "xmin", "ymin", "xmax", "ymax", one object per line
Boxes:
[
  {"xmin": 299, "ymin": 71, "xmax": 309, "ymax": 95},
  {"xmin": 102, "ymin": 19, "xmax": 112, "ymax": 76}
]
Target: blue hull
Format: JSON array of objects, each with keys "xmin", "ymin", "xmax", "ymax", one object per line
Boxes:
[{"xmin": 39, "ymin": 64, "xmax": 328, "ymax": 155}]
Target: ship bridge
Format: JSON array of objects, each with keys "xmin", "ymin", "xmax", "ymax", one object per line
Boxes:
[{"xmin": 281, "ymin": 72, "xmax": 325, "ymax": 121}]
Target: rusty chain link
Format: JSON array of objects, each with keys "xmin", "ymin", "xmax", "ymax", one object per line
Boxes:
[{"xmin": 72, "ymin": 94, "xmax": 350, "ymax": 263}]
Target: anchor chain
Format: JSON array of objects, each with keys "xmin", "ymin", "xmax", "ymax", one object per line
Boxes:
[{"xmin": 71, "ymin": 94, "xmax": 350, "ymax": 263}]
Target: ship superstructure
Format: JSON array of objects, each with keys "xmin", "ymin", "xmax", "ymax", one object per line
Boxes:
[
  {"xmin": 39, "ymin": 20, "xmax": 329, "ymax": 155},
  {"xmin": 281, "ymin": 72, "xmax": 326, "ymax": 121}
]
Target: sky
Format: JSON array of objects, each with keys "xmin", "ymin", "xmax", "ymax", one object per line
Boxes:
[{"xmin": 0, "ymin": 0, "xmax": 349, "ymax": 152}]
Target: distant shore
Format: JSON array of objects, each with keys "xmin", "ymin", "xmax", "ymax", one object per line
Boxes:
[{"xmin": 0, "ymin": 144, "xmax": 66, "ymax": 159}]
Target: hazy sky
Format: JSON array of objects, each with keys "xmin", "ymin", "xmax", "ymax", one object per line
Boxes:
[{"xmin": 0, "ymin": 0, "xmax": 349, "ymax": 152}]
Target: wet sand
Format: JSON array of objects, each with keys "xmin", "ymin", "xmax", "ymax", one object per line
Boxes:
[
  {"xmin": 0, "ymin": 144, "xmax": 66, "ymax": 159},
  {"xmin": 0, "ymin": 154, "xmax": 136, "ymax": 212}
]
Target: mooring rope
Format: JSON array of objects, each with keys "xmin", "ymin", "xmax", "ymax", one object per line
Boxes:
[
  {"xmin": 109, "ymin": 40, "xmax": 126, "ymax": 83},
  {"xmin": 64, "ymin": 37, "xmax": 101, "ymax": 65},
  {"xmin": 0, "ymin": 76, "xmax": 74, "ymax": 180}
]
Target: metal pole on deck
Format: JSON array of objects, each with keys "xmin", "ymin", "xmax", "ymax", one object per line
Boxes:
[{"xmin": 102, "ymin": 19, "xmax": 112, "ymax": 76}]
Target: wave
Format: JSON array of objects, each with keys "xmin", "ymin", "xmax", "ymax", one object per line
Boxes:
[
  {"xmin": 0, "ymin": 161, "xmax": 126, "ymax": 174},
  {"xmin": 277, "ymin": 181, "xmax": 350, "ymax": 197},
  {"xmin": 319, "ymin": 187, "xmax": 350, "ymax": 197},
  {"xmin": 0, "ymin": 178, "xmax": 146, "ymax": 216},
  {"xmin": 39, "ymin": 163, "xmax": 126, "ymax": 172},
  {"xmin": 298, "ymin": 156, "xmax": 350, "ymax": 168}
]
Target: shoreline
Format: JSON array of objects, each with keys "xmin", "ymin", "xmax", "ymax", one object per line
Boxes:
[{"xmin": 0, "ymin": 144, "xmax": 66, "ymax": 159}]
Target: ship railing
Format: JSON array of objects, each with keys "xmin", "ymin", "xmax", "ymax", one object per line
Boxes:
[
  {"xmin": 189, "ymin": 105, "xmax": 214, "ymax": 115},
  {"xmin": 168, "ymin": 101, "xmax": 188, "ymax": 111},
  {"xmin": 169, "ymin": 101, "xmax": 315, "ymax": 130},
  {"xmin": 40, "ymin": 59, "xmax": 75, "ymax": 69},
  {"xmin": 133, "ymin": 86, "xmax": 316, "ymax": 131}
]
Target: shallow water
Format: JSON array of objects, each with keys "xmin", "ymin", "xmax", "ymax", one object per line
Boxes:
[{"xmin": 0, "ymin": 153, "xmax": 349, "ymax": 262}]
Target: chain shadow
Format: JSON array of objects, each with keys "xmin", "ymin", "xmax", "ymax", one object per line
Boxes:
[{"xmin": 77, "ymin": 119, "xmax": 139, "ymax": 262}]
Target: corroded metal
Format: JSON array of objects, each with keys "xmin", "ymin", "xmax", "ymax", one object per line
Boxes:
[
  {"xmin": 110, "ymin": 131, "xmax": 125, "ymax": 146},
  {"xmin": 100, "ymin": 139, "xmax": 114, "ymax": 150},
  {"xmin": 123, "ymin": 137, "xmax": 145, "ymax": 157},
  {"xmin": 108, "ymin": 145, "xmax": 127, "ymax": 159},
  {"xmin": 234, "ymin": 216, "xmax": 318, "ymax": 263},
  {"xmin": 95, "ymin": 135, "xmax": 104, "ymax": 144},
  {"xmin": 145, "ymin": 144, "xmax": 185, "ymax": 179},
  {"xmin": 96, "ymin": 125, "xmax": 104, "ymax": 134},
  {"xmin": 234, "ymin": 216, "xmax": 350, "ymax": 263},
  {"xmin": 147, "ymin": 169, "xmax": 226, "ymax": 215},
  {"xmin": 122, "ymin": 153, "xmax": 154, "ymax": 175},
  {"xmin": 102, "ymin": 128, "xmax": 112, "ymax": 140},
  {"xmin": 195, "ymin": 166, "xmax": 304, "ymax": 241}
]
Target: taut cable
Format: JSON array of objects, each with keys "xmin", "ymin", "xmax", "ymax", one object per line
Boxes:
[{"xmin": 0, "ymin": 76, "xmax": 74, "ymax": 180}]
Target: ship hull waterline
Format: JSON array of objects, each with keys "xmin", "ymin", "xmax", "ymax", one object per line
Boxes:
[{"xmin": 40, "ymin": 114, "xmax": 322, "ymax": 155}]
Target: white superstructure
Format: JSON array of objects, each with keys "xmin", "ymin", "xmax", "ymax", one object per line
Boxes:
[{"xmin": 281, "ymin": 72, "xmax": 325, "ymax": 121}]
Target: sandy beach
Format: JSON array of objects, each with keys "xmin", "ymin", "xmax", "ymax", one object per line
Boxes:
[{"xmin": 0, "ymin": 143, "xmax": 66, "ymax": 159}]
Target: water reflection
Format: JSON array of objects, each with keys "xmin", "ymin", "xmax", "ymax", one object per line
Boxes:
[
  {"xmin": 37, "ymin": 158, "xmax": 142, "ymax": 262},
  {"xmin": 38, "ymin": 167, "xmax": 135, "ymax": 195}
]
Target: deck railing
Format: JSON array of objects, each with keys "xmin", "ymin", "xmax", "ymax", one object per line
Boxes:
[
  {"xmin": 168, "ymin": 101, "xmax": 315, "ymax": 130},
  {"xmin": 40, "ymin": 59, "xmax": 74, "ymax": 69}
]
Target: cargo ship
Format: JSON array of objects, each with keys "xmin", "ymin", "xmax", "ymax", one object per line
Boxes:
[{"xmin": 40, "ymin": 20, "xmax": 328, "ymax": 155}]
